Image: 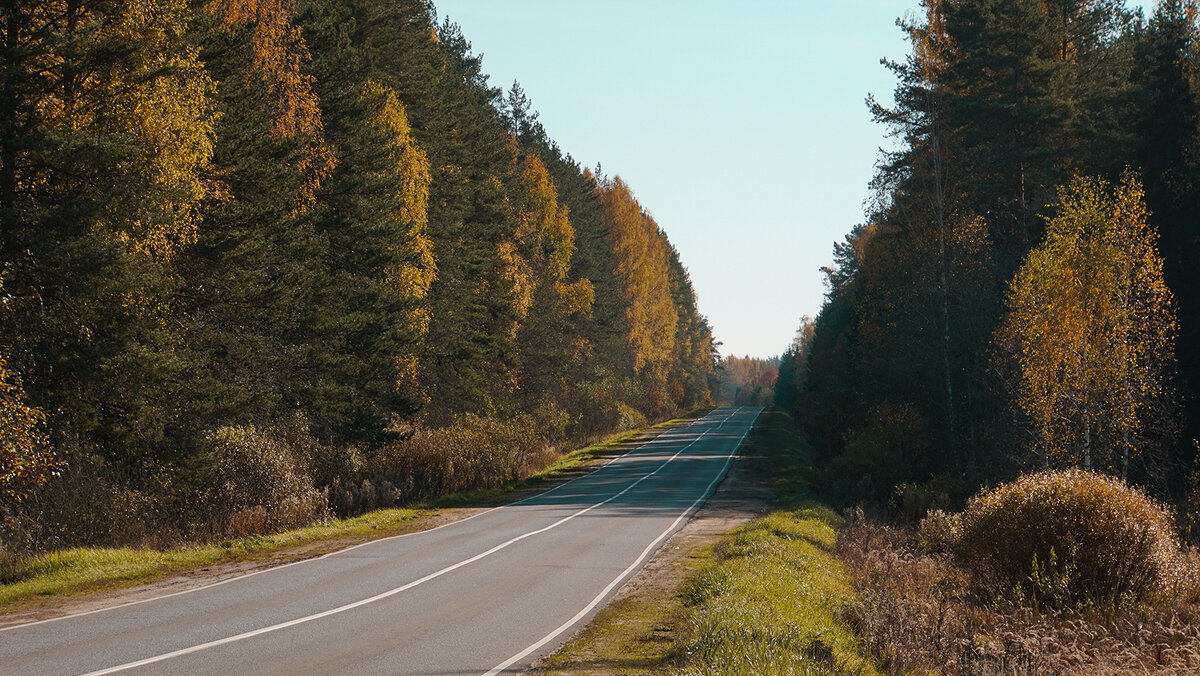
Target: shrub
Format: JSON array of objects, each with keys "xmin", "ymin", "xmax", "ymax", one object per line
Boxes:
[
  {"xmin": 370, "ymin": 414, "xmax": 549, "ymax": 501},
  {"xmin": 304, "ymin": 443, "xmax": 365, "ymax": 490},
  {"xmin": 614, "ymin": 402, "xmax": 647, "ymax": 432},
  {"xmin": 530, "ymin": 397, "xmax": 571, "ymax": 444},
  {"xmin": 567, "ymin": 377, "xmax": 650, "ymax": 439},
  {"xmin": 269, "ymin": 411, "xmax": 364, "ymax": 490},
  {"xmin": 950, "ymin": 469, "xmax": 1184, "ymax": 609},
  {"xmin": 208, "ymin": 425, "xmax": 326, "ymax": 535},
  {"xmin": 566, "ymin": 381, "xmax": 620, "ymax": 439},
  {"xmin": 917, "ymin": 508, "xmax": 954, "ymax": 554}
]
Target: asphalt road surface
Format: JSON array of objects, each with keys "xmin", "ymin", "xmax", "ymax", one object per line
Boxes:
[{"xmin": 1, "ymin": 406, "xmax": 761, "ymax": 676}]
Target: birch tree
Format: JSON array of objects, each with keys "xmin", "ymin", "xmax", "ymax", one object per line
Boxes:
[{"xmin": 1000, "ymin": 175, "xmax": 1176, "ymax": 474}]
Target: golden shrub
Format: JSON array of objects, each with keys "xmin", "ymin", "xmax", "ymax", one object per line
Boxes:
[{"xmin": 951, "ymin": 469, "xmax": 1184, "ymax": 609}]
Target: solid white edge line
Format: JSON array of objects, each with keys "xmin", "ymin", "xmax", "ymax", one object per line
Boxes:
[
  {"xmin": 482, "ymin": 406, "xmax": 763, "ymax": 676},
  {"xmin": 0, "ymin": 410, "xmax": 727, "ymax": 634},
  {"xmin": 74, "ymin": 412, "xmax": 735, "ymax": 676}
]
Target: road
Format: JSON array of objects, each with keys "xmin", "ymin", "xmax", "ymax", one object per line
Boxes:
[{"xmin": 0, "ymin": 407, "xmax": 761, "ymax": 675}]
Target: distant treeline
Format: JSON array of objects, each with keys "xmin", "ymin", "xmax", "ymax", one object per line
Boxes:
[
  {"xmin": 777, "ymin": 0, "xmax": 1200, "ymax": 513},
  {"xmin": 0, "ymin": 0, "xmax": 715, "ymax": 550},
  {"xmin": 713, "ymin": 356, "xmax": 778, "ymax": 407}
]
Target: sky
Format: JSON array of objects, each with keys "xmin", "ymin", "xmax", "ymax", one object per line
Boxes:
[{"xmin": 432, "ymin": 0, "xmax": 1157, "ymax": 359}]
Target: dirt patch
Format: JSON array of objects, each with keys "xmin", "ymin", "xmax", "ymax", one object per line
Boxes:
[{"xmin": 530, "ymin": 441, "xmax": 774, "ymax": 675}]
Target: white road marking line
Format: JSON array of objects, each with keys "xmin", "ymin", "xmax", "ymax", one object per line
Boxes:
[
  {"xmin": 1, "ymin": 410, "xmax": 726, "ymax": 634},
  {"xmin": 483, "ymin": 407, "xmax": 762, "ymax": 675},
  {"xmin": 75, "ymin": 413, "xmax": 733, "ymax": 676}
]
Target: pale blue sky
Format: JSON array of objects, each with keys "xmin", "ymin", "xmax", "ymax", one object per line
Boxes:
[{"xmin": 432, "ymin": 0, "xmax": 1156, "ymax": 358}]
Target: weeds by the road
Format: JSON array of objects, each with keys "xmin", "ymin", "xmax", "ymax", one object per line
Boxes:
[{"xmin": 840, "ymin": 516, "xmax": 1200, "ymax": 674}]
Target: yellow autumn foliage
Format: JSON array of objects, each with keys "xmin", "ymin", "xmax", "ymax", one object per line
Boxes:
[
  {"xmin": 498, "ymin": 239, "xmax": 535, "ymax": 329},
  {"xmin": 48, "ymin": 0, "xmax": 217, "ymax": 263},
  {"xmin": 600, "ymin": 177, "xmax": 677, "ymax": 375},
  {"xmin": 360, "ymin": 81, "xmax": 437, "ymax": 399},
  {"xmin": 0, "ymin": 352, "xmax": 57, "ymax": 504},
  {"xmin": 1000, "ymin": 174, "xmax": 1176, "ymax": 471},
  {"xmin": 365, "ymin": 81, "xmax": 437, "ymax": 308},
  {"xmin": 517, "ymin": 154, "xmax": 575, "ymax": 283},
  {"xmin": 557, "ymin": 278, "xmax": 595, "ymax": 317}
]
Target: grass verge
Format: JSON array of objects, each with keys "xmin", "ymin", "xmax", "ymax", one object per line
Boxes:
[
  {"xmin": 0, "ymin": 412, "xmax": 707, "ymax": 611},
  {"xmin": 0, "ymin": 508, "xmax": 425, "ymax": 607},
  {"xmin": 671, "ymin": 410, "xmax": 876, "ymax": 674},
  {"xmin": 672, "ymin": 503, "xmax": 877, "ymax": 675}
]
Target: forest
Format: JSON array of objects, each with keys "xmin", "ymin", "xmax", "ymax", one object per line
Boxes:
[
  {"xmin": 776, "ymin": 0, "xmax": 1200, "ymax": 521},
  {"xmin": 0, "ymin": 0, "xmax": 716, "ymax": 553}
]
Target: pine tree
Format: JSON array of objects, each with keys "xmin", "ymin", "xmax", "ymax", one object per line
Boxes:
[
  {"xmin": 1, "ymin": 0, "xmax": 216, "ymax": 468},
  {"xmin": 1128, "ymin": 0, "xmax": 1200, "ymax": 487}
]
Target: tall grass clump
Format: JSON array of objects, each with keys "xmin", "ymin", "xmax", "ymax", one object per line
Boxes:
[{"xmin": 951, "ymin": 469, "xmax": 1185, "ymax": 610}]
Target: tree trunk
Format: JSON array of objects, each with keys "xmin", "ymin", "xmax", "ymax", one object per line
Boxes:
[
  {"xmin": 0, "ymin": 5, "xmax": 22, "ymax": 214},
  {"xmin": 1083, "ymin": 412, "xmax": 1092, "ymax": 469},
  {"xmin": 1122, "ymin": 426, "xmax": 1129, "ymax": 480},
  {"xmin": 930, "ymin": 95, "xmax": 957, "ymax": 468}
]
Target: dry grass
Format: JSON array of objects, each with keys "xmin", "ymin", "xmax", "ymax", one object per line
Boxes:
[{"xmin": 839, "ymin": 515, "xmax": 1200, "ymax": 674}]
